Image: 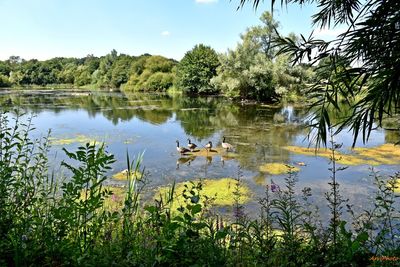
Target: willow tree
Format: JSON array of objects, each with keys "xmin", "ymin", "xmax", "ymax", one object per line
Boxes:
[{"xmin": 239, "ymin": 0, "xmax": 400, "ymax": 146}]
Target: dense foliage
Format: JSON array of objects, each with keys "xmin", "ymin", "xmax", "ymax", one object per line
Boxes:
[
  {"xmin": 124, "ymin": 55, "xmax": 177, "ymax": 92},
  {"xmin": 240, "ymin": 0, "xmax": 400, "ymax": 144},
  {"xmin": 1, "ymin": 112, "xmax": 399, "ymax": 266},
  {"xmin": 211, "ymin": 12, "xmax": 314, "ymax": 101},
  {"xmin": 176, "ymin": 44, "xmax": 220, "ymax": 94},
  {"xmin": 0, "ymin": 51, "xmax": 177, "ymax": 91}
]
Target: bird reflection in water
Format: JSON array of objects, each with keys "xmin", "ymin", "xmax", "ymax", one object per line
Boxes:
[{"xmin": 176, "ymin": 156, "xmax": 196, "ymax": 169}]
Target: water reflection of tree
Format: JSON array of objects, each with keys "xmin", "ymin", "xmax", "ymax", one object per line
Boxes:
[
  {"xmin": 174, "ymin": 97, "xmax": 221, "ymax": 139},
  {"xmin": 385, "ymin": 130, "xmax": 400, "ymax": 144},
  {"xmin": 0, "ymin": 91, "xmax": 176, "ymax": 125},
  {"xmin": 0, "ymin": 91, "xmax": 308, "ymax": 173},
  {"xmin": 212, "ymin": 104, "xmax": 308, "ymax": 172}
]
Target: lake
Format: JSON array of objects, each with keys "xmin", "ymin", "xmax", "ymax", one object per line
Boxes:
[{"xmin": 1, "ymin": 89, "xmax": 399, "ymax": 217}]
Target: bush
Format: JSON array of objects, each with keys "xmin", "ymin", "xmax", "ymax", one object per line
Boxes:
[{"xmin": 0, "ymin": 74, "xmax": 11, "ymax": 87}]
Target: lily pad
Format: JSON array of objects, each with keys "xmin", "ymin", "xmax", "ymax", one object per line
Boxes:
[{"xmin": 259, "ymin": 163, "xmax": 300, "ymax": 175}]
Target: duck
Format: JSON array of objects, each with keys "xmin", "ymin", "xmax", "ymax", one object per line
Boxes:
[
  {"xmin": 187, "ymin": 138, "xmax": 197, "ymax": 151},
  {"xmin": 221, "ymin": 136, "xmax": 233, "ymax": 151},
  {"xmin": 205, "ymin": 141, "xmax": 213, "ymax": 151},
  {"xmin": 176, "ymin": 140, "xmax": 190, "ymax": 154}
]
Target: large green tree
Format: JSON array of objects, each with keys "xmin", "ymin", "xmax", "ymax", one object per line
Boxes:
[
  {"xmin": 212, "ymin": 11, "xmax": 312, "ymax": 101},
  {"xmin": 176, "ymin": 44, "xmax": 220, "ymax": 94},
  {"xmin": 240, "ymin": 0, "xmax": 400, "ymax": 145}
]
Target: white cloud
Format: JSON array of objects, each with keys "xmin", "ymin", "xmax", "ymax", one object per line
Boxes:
[
  {"xmin": 161, "ymin": 31, "xmax": 170, "ymax": 37},
  {"xmin": 195, "ymin": 0, "xmax": 218, "ymax": 4}
]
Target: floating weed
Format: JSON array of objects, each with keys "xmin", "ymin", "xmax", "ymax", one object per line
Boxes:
[
  {"xmin": 157, "ymin": 178, "xmax": 251, "ymax": 211},
  {"xmin": 352, "ymin": 144, "xmax": 400, "ymax": 165},
  {"xmin": 253, "ymin": 173, "xmax": 267, "ymax": 185},
  {"xmin": 392, "ymin": 179, "xmax": 400, "ymax": 194},
  {"xmin": 49, "ymin": 134, "xmax": 99, "ymax": 146},
  {"xmin": 79, "ymin": 186, "xmax": 127, "ymax": 212},
  {"xmin": 112, "ymin": 169, "xmax": 142, "ymax": 180},
  {"xmin": 104, "ymin": 186, "xmax": 126, "ymax": 211},
  {"xmin": 282, "ymin": 146, "xmax": 382, "ymax": 166},
  {"xmin": 259, "ymin": 163, "xmax": 300, "ymax": 175}
]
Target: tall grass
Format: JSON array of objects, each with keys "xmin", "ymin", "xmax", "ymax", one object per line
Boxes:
[{"xmin": 0, "ymin": 112, "xmax": 399, "ymax": 266}]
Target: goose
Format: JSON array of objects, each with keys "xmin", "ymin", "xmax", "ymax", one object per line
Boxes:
[
  {"xmin": 176, "ymin": 140, "xmax": 190, "ymax": 154},
  {"xmin": 205, "ymin": 141, "xmax": 213, "ymax": 151},
  {"xmin": 221, "ymin": 136, "xmax": 233, "ymax": 151},
  {"xmin": 187, "ymin": 138, "xmax": 197, "ymax": 151}
]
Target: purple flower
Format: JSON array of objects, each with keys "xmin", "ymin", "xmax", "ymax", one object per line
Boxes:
[{"xmin": 271, "ymin": 183, "xmax": 280, "ymax": 193}]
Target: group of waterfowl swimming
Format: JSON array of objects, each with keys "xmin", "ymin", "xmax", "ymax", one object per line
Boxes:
[{"xmin": 175, "ymin": 136, "xmax": 233, "ymax": 154}]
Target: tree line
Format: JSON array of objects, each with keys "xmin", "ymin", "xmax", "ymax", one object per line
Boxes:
[
  {"xmin": 0, "ymin": 11, "xmax": 315, "ymax": 102},
  {"xmin": 0, "ymin": 51, "xmax": 178, "ymax": 91}
]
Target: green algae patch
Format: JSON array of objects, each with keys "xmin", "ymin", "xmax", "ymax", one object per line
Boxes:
[
  {"xmin": 252, "ymin": 173, "xmax": 267, "ymax": 185},
  {"xmin": 282, "ymin": 146, "xmax": 381, "ymax": 166},
  {"xmin": 103, "ymin": 187, "xmax": 126, "ymax": 211},
  {"xmin": 112, "ymin": 169, "xmax": 142, "ymax": 180},
  {"xmin": 80, "ymin": 186, "xmax": 126, "ymax": 212},
  {"xmin": 394, "ymin": 180, "xmax": 400, "ymax": 194},
  {"xmin": 352, "ymin": 144, "xmax": 400, "ymax": 165},
  {"xmin": 186, "ymin": 147, "xmax": 237, "ymax": 158},
  {"xmin": 49, "ymin": 134, "xmax": 99, "ymax": 146},
  {"xmin": 157, "ymin": 178, "xmax": 251, "ymax": 209},
  {"xmin": 284, "ymin": 144, "xmax": 400, "ymax": 166},
  {"xmin": 259, "ymin": 163, "xmax": 300, "ymax": 175}
]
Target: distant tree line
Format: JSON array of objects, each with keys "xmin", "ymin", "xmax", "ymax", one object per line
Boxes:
[
  {"xmin": 0, "ymin": 50, "xmax": 178, "ymax": 91},
  {"xmin": 0, "ymin": 11, "xmax": 315, "ymax": 102}
]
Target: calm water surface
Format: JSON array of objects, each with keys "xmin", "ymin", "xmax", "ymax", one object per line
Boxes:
[{"xmin": 1, "ymin": 89, "xmax": 399, "ymax": 216}]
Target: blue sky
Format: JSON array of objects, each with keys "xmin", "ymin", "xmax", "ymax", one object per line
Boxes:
[{"xmin": 0, "ymin": 0, "xmax": 337, "ymax": 60}]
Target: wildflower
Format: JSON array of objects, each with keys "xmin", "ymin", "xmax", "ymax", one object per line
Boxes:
[{"xmin": 271, "ymin": 183, "xmax": 280, "ymax": 192}]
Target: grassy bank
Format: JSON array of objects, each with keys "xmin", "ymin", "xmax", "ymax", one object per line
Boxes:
[{"xmin": 0, "ymin": 112, "xmax": 399, "ymax": 266}]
